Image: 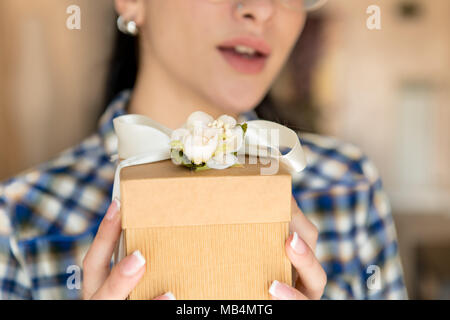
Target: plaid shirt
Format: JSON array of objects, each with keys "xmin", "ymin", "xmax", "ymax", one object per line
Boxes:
[{"xmin": 0, "ymin": 90, "xmax": 408, "ymax": 300}]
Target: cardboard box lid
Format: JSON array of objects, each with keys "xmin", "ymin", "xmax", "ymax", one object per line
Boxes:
[{"xmin": 120, "ymin": 157, "xmax": 292, "ymax": 229}]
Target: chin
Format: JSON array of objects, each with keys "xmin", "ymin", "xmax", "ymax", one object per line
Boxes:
[
  {"xmin": 209, "ymin": 82, "xmax": 268, "ymax": 115},
  {"xmin": 216, "ymin": 92, "xmax": 264, "ymax": 115}
]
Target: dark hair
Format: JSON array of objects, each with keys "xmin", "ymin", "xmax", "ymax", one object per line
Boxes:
[
  {"xmin": 103, "ymin": 28, "xmax": 139, "ymax": 108},
  {"xmin": 104, "ymin": 14, "xmax": 324, "ymax": 132}
]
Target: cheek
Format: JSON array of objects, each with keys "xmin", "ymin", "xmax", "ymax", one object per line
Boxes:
[
  {"xmin": 143, "ymin": 1, "xmax": 219, "ymax": 80},
  {"xmin": 269, "ymin": 12, "xmax": 306, "ymax": 71},
  {"xmin": 143, "ymin": 2, "xmax": 196, "ymax": 58}
]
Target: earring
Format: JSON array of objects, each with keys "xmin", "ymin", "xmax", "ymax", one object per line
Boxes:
[{"xmin": 117, "ymin": 16, "xmax": 138, "ymax": 36}]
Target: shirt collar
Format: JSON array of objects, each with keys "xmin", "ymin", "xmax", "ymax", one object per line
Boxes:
[{"xmin": 98, "ymin": 90, "xmax": 260, "ymax": 158}]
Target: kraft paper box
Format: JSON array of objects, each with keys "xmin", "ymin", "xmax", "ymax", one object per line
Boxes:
[{"xmin": 120, "ymin": 156, "xmax": 292, "ymax": 300}]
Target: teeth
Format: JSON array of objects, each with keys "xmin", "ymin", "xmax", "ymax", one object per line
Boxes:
[{"xmin": 234, "ymin": 45, "xmax": 257, "ymax": 55}]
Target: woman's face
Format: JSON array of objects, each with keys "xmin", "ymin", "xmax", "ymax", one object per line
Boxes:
[{"xmin": 118, "ymin": 0, "xmax": 307, "ymax": 114}]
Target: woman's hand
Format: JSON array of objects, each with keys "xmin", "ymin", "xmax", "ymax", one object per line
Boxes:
[
  {"xmin": 269, "ymin": 197, "xmax": 327, "ymax": 300},
  {"xmin": 82, "ymin": 198, "xmax": 324, "ymax": 300},
  {"xmin": 82, "ymin": 200, "xmax": 175, "ymax": 300}
]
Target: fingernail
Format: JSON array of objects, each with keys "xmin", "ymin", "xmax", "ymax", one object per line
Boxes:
[
  {"xmin": 290, "ymin": 232, "xmax": 307, "ymax": 255},
  {"xmin": 269, "ymin": 280, "xmax": 293, "ymax": 300},
  {"xmin": 161, "ymin": 292, "xmax": 176, "ymax": 300},
  {"xmin": 113, "ymin": 197, "xmax": 121, "ymax": 210},
  {"xmin": 120, "ymin": 250, "xmax": 146, "ymax": 276},
  {"xmin": 269, "ymin": 280, "xmax": 280, "ymax": 297},
  {"xmin": 105, "ymin": 198, "xmax": 120, "ymax": 221}
]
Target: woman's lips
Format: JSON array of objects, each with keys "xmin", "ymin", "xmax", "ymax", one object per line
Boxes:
[
  {"xmin": 217, "ymin": 48, "xmax": 268, "ymax": 74},
  {"xmin": 217, "ymin": 37, "xmax": 271, "ymax": 75}
]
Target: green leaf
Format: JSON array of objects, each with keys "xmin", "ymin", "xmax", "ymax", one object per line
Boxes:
[
  {"xmin": 170, "ymin": 150, "xmax": 210, "ymax": 171},
  {"xmin": 238, "ymin": 123, "xmax": 248, "ymax": 137}
]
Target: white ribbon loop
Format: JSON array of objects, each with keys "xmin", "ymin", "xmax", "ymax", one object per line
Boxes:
[
  {"xmin": 243, "ymin": 120, "xmax": 307, "ymax": 173},
  {"xmin": 114, "ymin": 114, "xmax": 172, "ymax": 160}
]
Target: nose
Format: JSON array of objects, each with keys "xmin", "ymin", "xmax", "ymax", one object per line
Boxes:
[{"xmin": 234, "ymin": 0, "xmax": 276, "ymax": 26}]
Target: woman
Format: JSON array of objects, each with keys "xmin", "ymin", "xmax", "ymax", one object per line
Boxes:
[{"xmin": 0, "ymin": 0, "xmax": 407, "ymax": 300}]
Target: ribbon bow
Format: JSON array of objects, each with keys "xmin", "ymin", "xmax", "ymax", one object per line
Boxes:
[
  {"xmin": 111, "ymin": 114, "xmax": 307, "ymax": 263},
  {"xmin": 111, "ymin": 114, "xmax": 307, "ymax": 201}
]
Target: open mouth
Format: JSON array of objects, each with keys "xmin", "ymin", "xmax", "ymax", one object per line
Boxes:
[
  {"xmin": 217, "ymin": 44, "xmax": 270, "ymax": 74},
  {"xmin": 217, "ymin": 45, "xmax": 268, "ymax": 59}
]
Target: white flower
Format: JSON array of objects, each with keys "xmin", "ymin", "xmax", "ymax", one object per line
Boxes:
[
  {"xmin": 183, "ymin": 127, "xmax": 219, "ymax": 165},
  {"xmin": 186, "ymin": 111, "xmax": 214, "ymax": 130},
  {"xmin": 207, "ymin": 152, "xmax": 239, "ymax": 170},
  {"xmin": 170, "ymin": 111, "xmax": 246, "ymax": 169},
  {"xmin": 171, "ymin": 128, "xmax": 190, "ymax": 147},
  {"xmin": 221, "ymin": 124, "xmax": 243, "ymax": 153},
  {"xmin": 217, "ymin": 114, "xmax": 236, "ymax": 129}
]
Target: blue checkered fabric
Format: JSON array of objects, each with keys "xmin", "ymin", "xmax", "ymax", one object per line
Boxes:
[{"xmin": 0, "ymin": 90, "xmax": 408, "ymax": 299}]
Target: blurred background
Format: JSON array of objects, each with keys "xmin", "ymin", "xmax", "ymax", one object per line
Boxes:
[{"xmin": 0, "ymin": 0, "xmax": 449, "ymax": 299}]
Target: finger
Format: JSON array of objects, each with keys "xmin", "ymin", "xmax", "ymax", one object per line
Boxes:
[
  {"xmin": 290, "ymin": 196, "xmax": 318, "ymax": 251},
  {"xmin": 82, "ymin": 199, "xmax": 122, "ymax": 299},
  {"xmin": 289, "ymin": 197, "xmax": 320, "ymax": 288},
  {"xmin": 286, "ymin": 232, "xmax": 327, "ymax": 300},
  {"xmin": 269, "ymin": 280, "xmax": 308, "ymax": 300},
  {"xmin": 153, "ymin": 292, "xmax": 177, "ymax": 300},
  {"xmin": 91, "ymin": 250, "xmax": 146, "ymax": 300}
]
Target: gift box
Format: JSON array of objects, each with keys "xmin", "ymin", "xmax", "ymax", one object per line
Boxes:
[{"xmin": 119, "ymin": 156, "xmax": 292, "ymax": 300}]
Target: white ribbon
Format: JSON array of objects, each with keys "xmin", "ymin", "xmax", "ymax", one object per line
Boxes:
[{"xmin": 111, "ymin": 114, "xmax": 307, "ymax": 263}]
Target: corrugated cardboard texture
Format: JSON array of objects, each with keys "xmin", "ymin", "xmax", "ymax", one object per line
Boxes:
[
  {"xmin": 121, "ymin": 157, "xmax": 292, "ymax": 299},
  {"xmin": 125, "ymin": 223, "xmax": 291, "ymax": 300}
]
